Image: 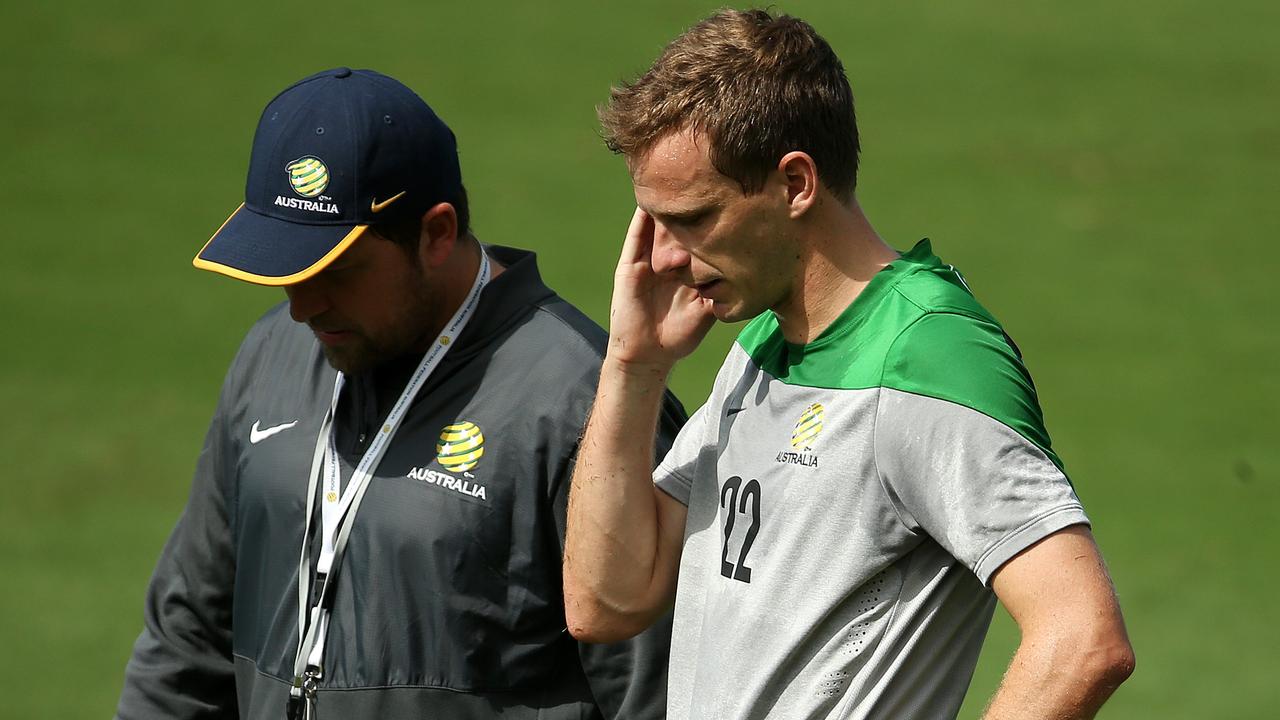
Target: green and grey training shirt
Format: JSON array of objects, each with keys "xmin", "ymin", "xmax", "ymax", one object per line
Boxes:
[{"xmin": 654, "ymin": 240, "xmax": 1088, "ymax": 719}]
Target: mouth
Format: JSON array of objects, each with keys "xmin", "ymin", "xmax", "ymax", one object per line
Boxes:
[
  {"xmin": 692, "ymin": 279, "xmax": 722, "ymax": 298},
  {"xmin": 311, "ymin": 328, "xmax": 353, "ymax": 346}
]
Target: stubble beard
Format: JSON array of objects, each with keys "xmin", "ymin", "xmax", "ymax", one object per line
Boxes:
[{"xmin": 318, "ymin": 283, "xmax": 439, "ymax": 376}]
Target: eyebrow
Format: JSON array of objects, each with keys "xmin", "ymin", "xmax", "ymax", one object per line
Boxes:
[{"xmin": 649, "ymin": 204, "xmax": 714, "ymax": 223}]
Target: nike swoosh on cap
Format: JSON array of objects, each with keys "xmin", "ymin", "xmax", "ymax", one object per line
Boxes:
[
  {"xmin": 370, "ymin": 191, "xmax": 406, "ymax": 213},
  {"xmin": 250, "ymin": 419, "xmax": 299, "ymax": 444}
]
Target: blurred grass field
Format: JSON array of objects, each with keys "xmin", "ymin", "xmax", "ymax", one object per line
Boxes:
[{"xmin": 1, "ymin": 0, "xmax": 1276, "ymax": 717}]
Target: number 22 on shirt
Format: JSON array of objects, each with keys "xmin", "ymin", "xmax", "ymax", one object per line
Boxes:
[{"xmin": 720, "ymin": 475, "xmax": 762, "ymax": 583}]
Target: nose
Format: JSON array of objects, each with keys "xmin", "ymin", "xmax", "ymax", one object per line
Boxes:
[
  {"xmin": 650, "ymin": 222, "xmax": 692, "ymax": 275},
  {"xmin": 285, "ymin": 279, "xmax": 329, "ymax": 324}
]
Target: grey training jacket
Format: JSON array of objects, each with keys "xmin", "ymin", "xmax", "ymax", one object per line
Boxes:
[{"xmin": 117, "ymin": 245, "xmax": 685, "ymax": 719}]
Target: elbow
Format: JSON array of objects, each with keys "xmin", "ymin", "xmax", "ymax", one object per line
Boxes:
[
  {"xmin": 563, "ymin": 583, "xmax": 660, "ymax": 644},
  {"xmin": 1022, "ymin": 623, "xmax": 1136, "ymax": 699},
  {"xmin": 565, "ymin": 607, "xmax": 648, "ymax": 644},
  {"xmin": 1088, "ymin": 637, "xmax": 1136, "ymax": 691},
  {"xmin": 1057, "ymin": 630, "xmax": 1135, "ymax": 697}
]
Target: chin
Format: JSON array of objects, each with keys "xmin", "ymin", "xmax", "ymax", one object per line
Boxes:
[
  {"xmin": 712, "ymin": 302, "xmax": 758, "ymax": 324},
  {"xmin": 322, "ymin": 346, "xmax": 375, "ymax": 375},
  {"xmin": 712, "ymin": 287, "xmax": 778, "ymax": 322}
]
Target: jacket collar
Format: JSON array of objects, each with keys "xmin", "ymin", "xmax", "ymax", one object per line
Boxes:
[{"xmin": 452, "ymin": 243, "xmax": 556, "ymax": 355}]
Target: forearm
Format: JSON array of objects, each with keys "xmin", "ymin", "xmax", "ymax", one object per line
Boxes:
[{"xmin": 564, "ymin": 357, "xmax": 678, "ymax": 640}]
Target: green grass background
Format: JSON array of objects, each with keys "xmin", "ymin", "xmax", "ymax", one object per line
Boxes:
[{"xmin": 2, "ymin": 0, "xmax": 1276, "ymax": 717}]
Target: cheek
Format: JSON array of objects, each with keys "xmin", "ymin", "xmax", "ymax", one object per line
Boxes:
[
  {"xmin": 387, "ymin": 274, "xmax": 438, "ymax": 332},
  {"xmin": 712, "ymin": 221, "xmax": 769, "ymax": 270},
  {"xmin": 331, "ymin": 279, "xmax": 394, "ymax": 334},
  {"xmin": 690, "ymin": 218, "xmax": 739, "ymax": 265},
  {"xmin": 727, "ymin": 218, "xmax": 793, "ymax": 291}
]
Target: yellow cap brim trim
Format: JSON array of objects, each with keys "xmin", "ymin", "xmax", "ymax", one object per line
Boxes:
[{"xmin": 192, "ymin": 203, "xmax": 370, "ymax": 287}]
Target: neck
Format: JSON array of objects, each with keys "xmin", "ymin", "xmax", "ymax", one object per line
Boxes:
[
  {"xmin": 773, "ymin": 198, "xmax": 898, "ymax": 345},
  {"xmin": 411, "ymin": 236, "xmax": 500, "ymax": 354}
]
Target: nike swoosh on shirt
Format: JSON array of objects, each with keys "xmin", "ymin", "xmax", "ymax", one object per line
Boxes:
[{"xmin": 250, "ymin": 419, "xmax": 299, "ymax": 444}]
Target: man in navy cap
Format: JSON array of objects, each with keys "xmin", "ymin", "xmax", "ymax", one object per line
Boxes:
[{"xmin": 116, "ymin": 67, "xmax": 682, "ymax": 720}]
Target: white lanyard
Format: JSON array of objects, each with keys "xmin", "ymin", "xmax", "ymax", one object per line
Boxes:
[{"xmin": 287, "ymin": 251, "xmax": 491, "ymax": 719}]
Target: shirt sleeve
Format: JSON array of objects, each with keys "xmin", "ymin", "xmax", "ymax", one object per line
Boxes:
[
  {"xmin": 652, "ymin": 396, "xmax": 715, "ymax": 506},
  {"xmin": 873, "ymin": 312, "xmax": 1090, "ymax": 585},
  {"xmin": 115, "ymin": 375, "xmax": 239, "ymax": 719}
]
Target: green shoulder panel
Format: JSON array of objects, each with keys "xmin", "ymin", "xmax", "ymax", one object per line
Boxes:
[
  {"xmin": 736, "ymin": 240, "xmax": 955, "ymax": 390},
  {"xmin": 879, "ymin": 305, "xmax": 1064, "ymax": 472},
  {"xmin": 735, "ymin": 239, "xmax": 1063, "ymax": 471}
]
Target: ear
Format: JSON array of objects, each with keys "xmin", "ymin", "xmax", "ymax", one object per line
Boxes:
[
  {"xmin": 777, "ymin": 151, "xmax": 819, "ymax": 219},
  {"xmin": 417, "ymin": 202, "xmax": 459, "ymax": 268}
]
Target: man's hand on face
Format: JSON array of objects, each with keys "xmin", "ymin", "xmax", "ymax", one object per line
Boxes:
[{"xmin": 607, "ymin": 207, "xmax": 717, "ymax": 372}]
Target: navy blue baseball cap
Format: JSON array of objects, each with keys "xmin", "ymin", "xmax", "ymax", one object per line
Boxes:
[{"xmin": 194, "ymin": 67, "xmax": 461, "ymax": 285}]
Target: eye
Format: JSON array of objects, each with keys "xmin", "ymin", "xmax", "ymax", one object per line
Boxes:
[{"xmin": 669, "ymin": 210, "xmax": 710, "ymax": 228}]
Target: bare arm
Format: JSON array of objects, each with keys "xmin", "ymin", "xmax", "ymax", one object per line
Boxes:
[
  {"xmin": 982, "ymin": 525, "xmax": 1136, "ymax": 719},
  {"xmin": 564, "ymin": 360, "xmax": 690, "ymax": 642},
  {"xmin": 563, "ymin": 208, "xmax": 714, "ymax": 643}
]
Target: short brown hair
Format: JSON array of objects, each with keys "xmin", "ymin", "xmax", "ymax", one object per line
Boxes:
[{"xmin": 600, "ymin": 9, "xmax": 860, "ymax": 197}]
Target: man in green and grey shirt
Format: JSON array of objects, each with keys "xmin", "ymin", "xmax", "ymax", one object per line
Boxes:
[{"xmin": 564, "ymin": 9, "xmax": 1135, "ymax": 719}]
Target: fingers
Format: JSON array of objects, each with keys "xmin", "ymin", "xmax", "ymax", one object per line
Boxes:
[
  {"xmin": 679, "ymin": 286, "xmax": 717, "ymax": 325},
  {"xmin": 669, "ymin": 283, "xmax": 715, "ymax": 321},
  {"xmin": 664, "ymin": 284, "xmax": 718, "ymax": 355},
  {"xmin": 618, "ymin": 206, "xmax": 655, "ymax": 268}
]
